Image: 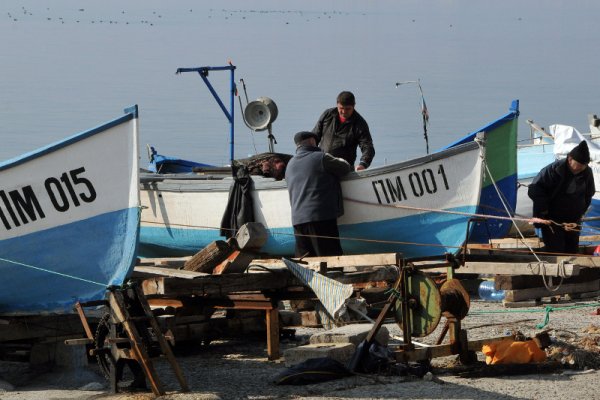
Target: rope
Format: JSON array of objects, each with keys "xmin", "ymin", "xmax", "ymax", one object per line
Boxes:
[
  {"xmin": 0, "ymin": 256, "xmax": 107, "ymax": 287},
  {"xmin": 341, "ymin": 198, "xmax": 579, "ymax": 235}
]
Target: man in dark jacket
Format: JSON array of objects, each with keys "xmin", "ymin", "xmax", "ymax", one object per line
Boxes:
[
  {"xmin": 312, "ymin": 91, "xmax": 375, "ymax": 171},
  {"xmin": 528, "ymin": 140, "xmax": 595, "ymax": 253},
  {"xmin": 285, "ymin": 131, "xmax": 353, "ymax": 257}
]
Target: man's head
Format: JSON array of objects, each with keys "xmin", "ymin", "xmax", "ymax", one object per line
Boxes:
[
  {"xmin": 294, "ymin": 131, "xmax": 318, "ymax": 147},
  {"xmin": 336, "ymin": 91, "xmax": 356, "ymax": 119},
  {"xmin": 567, "ymin": 140, "xmax": 590, "ymax": 175}
]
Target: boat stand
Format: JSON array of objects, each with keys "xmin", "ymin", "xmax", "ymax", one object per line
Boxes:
[
  {"xmin": 360, "ymin": 255, "xmax": 507, "ymax": 366},
  {"xmin": 67, "ymin": 283, "xmax": 189, "ymax": 396}
]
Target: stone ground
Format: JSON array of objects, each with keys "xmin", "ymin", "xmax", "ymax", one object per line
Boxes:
[{"xmin": 1, "ymin": 297, "xmax": 600, "ymax": 400}]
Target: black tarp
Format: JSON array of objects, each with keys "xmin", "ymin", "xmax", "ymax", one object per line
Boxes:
[{"xmin": 220, "ymin": 161, "xmax": 255, "ymax": 238}]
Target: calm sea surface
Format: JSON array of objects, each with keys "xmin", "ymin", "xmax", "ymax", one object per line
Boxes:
[{"xmin": 1, "ymin": 0, "xmax": 599, "ymax": 167}]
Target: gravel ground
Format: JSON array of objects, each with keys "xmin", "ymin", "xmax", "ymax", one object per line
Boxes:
[{"xmin": 1, "ymin": 297, "xmax": 600, "ymax": 400}]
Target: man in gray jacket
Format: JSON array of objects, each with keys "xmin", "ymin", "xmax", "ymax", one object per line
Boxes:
[{"xmin": 285, "ymin": 131, "xmax": 353, "ymax": 257}]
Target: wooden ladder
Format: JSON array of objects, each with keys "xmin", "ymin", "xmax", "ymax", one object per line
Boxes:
[{"xmin": 70, "ymin": 284, "xmax": 189, "ymax": 396}]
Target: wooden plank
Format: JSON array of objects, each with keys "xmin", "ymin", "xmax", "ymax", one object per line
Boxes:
[
  {"xmin": 580, "ymin": 235, "xmax": 600, "ymax": 242},
  {"xmin": 251, "ymin": 253, "xmax": 400, "ymax": 272},
  {"xmin": 134, "ymin": 266, "xmax": 210, "ymax": 279},
  {"xmin": 64, "ymin": 338, "xmax": 94, "ymax": 346},
  {"xmin": 427, "ymin": 262, "xmax": 580, "ymax": 277},
  {"xmin": 75, "ymin": 302, "xmax": 95, "ymax": 340},
  {"xmin": 496, "ymin": 268, "xmax": 600, "ymax": 290},
  {"xmin": 327, "ymin": 267, "xmax": 398, "ymax": 284},
  {"xmin": 502, "ymin": 299, "xmax": 541, "ymax": 308},
  {"xmin": 487, "ymin": 237, "xmax": 543, "ymax": 249},
  {"xmin": 136, "ymin": 257, "xmax": 190, "ymax": 268},
  {"xmin": 392, "ymin": 335, "xmax": 508, "ymax": 362},
  {"xmin": 554, "ymin": 255, "xmax": 600, "ymax": 267},
  {"xmin": 504, "ymin": 279, "xmax": 600, "ymax": 302},
  {"xmin": 266, "ymin": 308, "xmax": 280, "ymax": 361},
  {"xmin": 141, "ymin": 270, "xmax": 298, "ymax": 296}
]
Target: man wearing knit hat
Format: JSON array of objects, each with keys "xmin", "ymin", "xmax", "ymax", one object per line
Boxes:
[
  {"xmin": 528, "ymin": 140, "xmax": 595, "ymax": 253},
  {"xmin": 285, "ymin": 131, "xmax": 353, "ymax": 257}
]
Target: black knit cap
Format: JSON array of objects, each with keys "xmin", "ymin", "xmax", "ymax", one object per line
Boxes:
[
  {"xmin": 569, "ymin": 140, "xmax": 590, "ymax": 164},
  {"xmin": 294, "ymin": 131, "xmax": 318, "ymax": 145}
]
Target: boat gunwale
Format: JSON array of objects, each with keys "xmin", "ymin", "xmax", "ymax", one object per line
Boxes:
[
  {"xmin": 140, "ymin": 140, "xmax": 481, "ymax": 192},
  {"xmin": 0, "ymin": 105, "xmax": 138, "ymax": 172}
]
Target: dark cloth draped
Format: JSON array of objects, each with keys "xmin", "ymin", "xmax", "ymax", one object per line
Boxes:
[{"xmin": 220, "ymin": 162, "xmax": 254, "ymax": 238}]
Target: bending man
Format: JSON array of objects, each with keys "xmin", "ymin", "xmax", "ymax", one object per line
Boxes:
[
  {"xmin": 285, "ymin": 131, "xmax": 353, "ymax": 257},
  {"xmin": 528, "ymin": 140, "xmax": 595, "ymax": 253}
]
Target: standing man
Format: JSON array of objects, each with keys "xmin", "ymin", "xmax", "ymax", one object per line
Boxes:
[
  {"xmin": 285, "ymin": 131, "xmax": 353, "ymax": 257},
  {"xmin": 528, "ymin": 140, "xmax": 595, "ymax": 253},
  {"xmin": 312, "ymin": 91, "xmax": 375, "ymax": 171}
]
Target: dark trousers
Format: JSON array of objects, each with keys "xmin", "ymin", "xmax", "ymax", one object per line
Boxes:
[
  {"xmin": 293, "ymin": 219, "xmax": 343, "ymax": 257},
  {"xmin": 541, "ymin": 225, "xmax": 580, "ymax": 254}
]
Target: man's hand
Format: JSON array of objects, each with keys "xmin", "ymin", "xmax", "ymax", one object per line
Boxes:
[{"xmin": 355, "ymin": 164, "xmax": 366, "ymax": 171}]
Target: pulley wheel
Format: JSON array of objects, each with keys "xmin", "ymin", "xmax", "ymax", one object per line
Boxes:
[
  {"xmin": 440, "ymin": 278, "xmax": 471, "ymax": 320},
  {"xmin": 394, "ymin": 271, "xmax": 442, "ymax": 337}
]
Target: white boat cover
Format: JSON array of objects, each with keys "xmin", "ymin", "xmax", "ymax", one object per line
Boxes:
[{"xmin": 550, "ymin": 124, "xmax": 600, "ymax": 161}]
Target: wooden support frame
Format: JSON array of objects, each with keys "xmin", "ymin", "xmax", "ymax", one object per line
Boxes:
[{"xmin": 70, "ymin": 286, "xmax": 189, "ymax": 396}]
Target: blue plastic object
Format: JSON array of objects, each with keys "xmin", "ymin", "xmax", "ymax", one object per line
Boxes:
[{"xmin": 478, "ymin": 280, "xmax": 505, "ymax": 302}]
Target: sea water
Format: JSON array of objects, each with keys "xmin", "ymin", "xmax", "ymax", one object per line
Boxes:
[{"xmin": 1, "ymin": 0, "xmax": 599, "ymax": 167}]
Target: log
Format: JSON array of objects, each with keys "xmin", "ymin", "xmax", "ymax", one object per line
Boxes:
[
  {"xmin": 182, "ymin": 240, "xmax": 233, "ymax": 272},
  {"xmin": 235, "ymin": 222, "xmax": 268, "ymax": 250}
]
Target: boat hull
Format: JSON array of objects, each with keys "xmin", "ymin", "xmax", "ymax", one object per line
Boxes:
[
  {"xmin": 0, "ymin": 107, "xmax": 140, "ymax": 315},
  {"xmin": 140, "ymin": 141, "xmax": 484, "ymax": 258},
  {"xmin": 443, "ymin": 100, "xmax": 519, "ymax": 242}
]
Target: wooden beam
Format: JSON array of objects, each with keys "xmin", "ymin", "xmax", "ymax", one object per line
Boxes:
[
  {"xmin": 136, "ymin": 257, "xmax": 190, "ymax": 267},
  {"xmin": 426, "ymin": 262, "xmax": 580, "ymax": 276},
  {"xmin": 504, "ymin": 279, "xmax": 600, "ymax": 302},
  {"xmin": 554, "ymin": 256, "xmax": 600, "ymax": 267},
  {"xmin": 75, "ymin": 302, "xmax": 95, "ymax": 340},
  {"xmin": 251, "ymin": 253, "xmax": 400, "ymax": 272},
  {"xmin": 134, "ymin": 266, "xmax": 210, "ymax": 279},
  {"xmin": 266, "ymin": 308, "xmax": 280, "ymax": 361},
  {"xmin": 141, "ymin": 270, "xmax": 297, "ymax": 296}
]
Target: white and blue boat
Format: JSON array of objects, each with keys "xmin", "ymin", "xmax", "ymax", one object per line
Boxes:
[
  {"xmin": 0, "ymin": 106, "xmax": 140, "ymax": 315},
  {"xmin": 140, "ymin": 138, "xmax": 486, "ymax": 258}
]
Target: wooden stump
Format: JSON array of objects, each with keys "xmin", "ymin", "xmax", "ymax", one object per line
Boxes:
[{"xmin": 235, "ymin": 222, "xmax": 268, "ymax": 250}]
